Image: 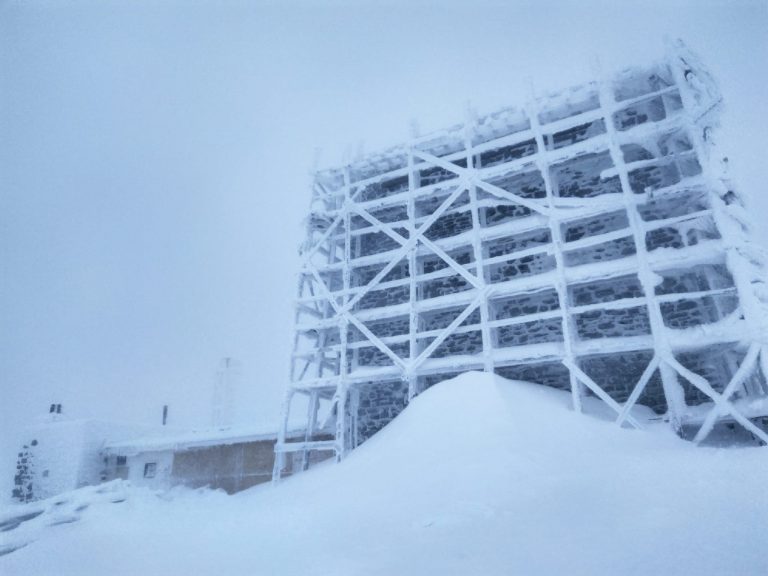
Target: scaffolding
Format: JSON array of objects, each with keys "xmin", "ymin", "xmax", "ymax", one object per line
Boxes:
[{"xmin": 274, "ymin": 41, "xmax": 768, "ymax": 480}]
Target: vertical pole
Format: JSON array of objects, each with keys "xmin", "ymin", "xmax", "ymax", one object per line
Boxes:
[
  {"xmin": 301, "ymin": 390, "xmax": 319, "ymax": 470},
  {"xmin": 406, "ymin": 140, "xmax": 420, "ymax": 399},
  {"xmin": 272, "ymin": 389, "xmax": 293, "ymax": 483},
  {"xmin": 464, "ymin": 105, "xmax": 494, "ymax": 374},
  {"xmin": 336, "ymin": 165, "xmax": 353, "ymax": 460}
]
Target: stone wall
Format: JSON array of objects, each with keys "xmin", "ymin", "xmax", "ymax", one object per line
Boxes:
[
  {"xmin": 357, "ymin": 343, "xmax": 409, "ymax": 367},
  {"xmin": 494, "ymin": 362, "xmax": 571, "ymax": 391},
  {"xmin": 351, "ymin": 205, "xmax": 408, "ymax": 230},
  {"xmin": 356, "ymin": 379, "xmax": 408, "ymax": 444},
  {"xmin": 481, "ymin": 203, "xmax": 532, "ymax": 227},
  {"xmin": 478, "ymin": 138, "xmax": 537, "ymax": 168},
  {"xmin": 485, "ymin": 229, "xmax": 551, "ymax": 258},
  {"xmin": 352, "ymin": 261, "xmax": 409, "ymax": 287},
  {"xmin": 419, "ymin": 371, "xmax": 465, "ymax": 391},
  {"xmin": 637, "ymin": 188, "xmax": 708, "ymax": 221},
  {"xmin": 490, "ymin": 289, "xmax": 560, "ymax": 320},
  {"xmin": 660, "ymin": 294, "xmax": 738, "ymax": 329},
  {"xmin": 424, "ymin": 210, "xmax": 474, "ymax": 241},
  {"xmin": 420, "ymin": 273, "xmax": 474, "ymax": 300},
  {"xmin": 356, "ymin": 285, "xmax": 410, "ymax": 310},
  {"xmin": 427, "ymin": 330, "xmax": 483, "ymax": 358},
  {"xmin": 613, "ymin": 95, "xmax": 666, "ymax": 131},
  {"xmin": 550, "ymin": 119, "xmax": 606, "ymax": 150},
  {"xmin": 646, "ymin": 227, "xmax": 685, "ymax": 250},
  {"xmin": 570, "ymin": 275, "xmax": 643, "ymax": 306},
  {"xmin": 420, "ymin": 247, "xmax": 473, "ymax": 273},
  {"xmin": 628, "ymin": 160, "xmax": 682, "ymax": 194},
  {"xmin": 357, "ymin": 231, "xmax": 400, "ymax": 257},
  {"xmin": 488, "ymin": 253, "xmax": 556, "ymax": 282},
  {"xmin": 562, "ymin": 210, "xmax": 629, "ymax": 242},
  {"xmin": 495, "ymin": 318, "xmax": 563, "ymax": 347},
  {"xmin": 416, "ymin": 189, "xmax": 469, "ymax": 217},
  {"xmin": 580, "ymin": 350, "xmax": 667, "ymax": 413},
  {"xmin": 486, "ymin": 169, "xmax": 546, "ymax": 198},
  {"xmin": 552, "ymin": 151, "xmax": 622, "ymax": 198},
  {"xmin": 358, "ymin": 175, "xmax": 409, "ymax": 202},
  {"xmin": 419, "ymin": 162, "xmax": 463, "ymax": 187},
  {"xmin": 564, "ymin": 236, "xmax": 636, "ymax": 267},
  {"xmin": 421, "ymin": 306, "xmax": 481, "ymax": 331},
  {"xmin": 654, "ymin": 264, "xmax": 733, "ymax": 295},
  {"xmin": 575, "ymin": 306, "xmax": 651, "ymax": 339}
]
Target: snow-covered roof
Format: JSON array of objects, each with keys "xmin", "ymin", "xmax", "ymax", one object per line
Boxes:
[
  {"xmin": 21, "ymin": 418, "xmax": 172, "ymax": 446},
  {"xmin": 103, "ymin": 422, "xmax": 287, "ymax": 455}
]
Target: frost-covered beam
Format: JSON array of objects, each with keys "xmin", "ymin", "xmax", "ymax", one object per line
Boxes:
[
  {"xmin": 596, "ymin": 58, "xmax": 686, "ymax": 426},
  {"xmin": 564, "ymin": 360, "xmax": 642, "ymax": 429},
  {"xmin": 691, "ymin": 343, "xmax": 761, "ymax": 442},
  {"xmin": 615, "ymin": 355, "xmax": 660, "ymax": 427},
  {"xmin": 527, "ymin": 92, "xmax": 584, "ymax": 412},
  {"xmin": 664, "ymin": 353, "xmax": 768, "ymax": 444}
]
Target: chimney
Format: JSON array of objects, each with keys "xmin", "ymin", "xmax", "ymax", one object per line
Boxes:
[{"xmin": 162, "ymin": 405, "xmax": 168, "ymax": 426}]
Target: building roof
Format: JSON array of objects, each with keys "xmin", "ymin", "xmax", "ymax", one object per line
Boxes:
[{"xmin": 103, "ymin": 422, "xmax": 288, "ymax": 455}]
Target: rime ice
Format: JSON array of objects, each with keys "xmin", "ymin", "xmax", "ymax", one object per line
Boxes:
[{"xmin": 275, "ymin": 41, "xmax": 768, "ymax": 479}]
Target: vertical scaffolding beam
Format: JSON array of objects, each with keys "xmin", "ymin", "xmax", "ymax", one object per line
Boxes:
[
  {"xmin": 406, "ymin": 140, "xmax": 420, "ymax": 399},
  {"xmin": 301, "ymin": 390, "xmax": 319, "ymax": 470},
  {"xmin": 596, "ymin": 61, "xmax": 686, "ymax": 426},
  {"xmin": 335, "ymin": 165, "xmax": 353, "ymax": 459},
  {"xmin": 464, "ymin": 108, "xmax": 494, "ymax": 374},
  {"xmin": 526, "ymin": 93, "xmax": 584, "ymax": 412}
]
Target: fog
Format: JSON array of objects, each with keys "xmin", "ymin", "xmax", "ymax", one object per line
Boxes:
[{"xmin": 1, "ymin": 0, "xmax": 766, "ymax": 493}]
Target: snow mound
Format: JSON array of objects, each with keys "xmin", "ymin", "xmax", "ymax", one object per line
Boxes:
[{"xmin": 2, "ymin": 372, "xmax": 767, "ymax": 576}]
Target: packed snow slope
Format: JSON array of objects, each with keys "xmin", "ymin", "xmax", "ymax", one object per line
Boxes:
[{"xmin": 2, "ymin": 372, "xmax": 767, "ymax": 576}]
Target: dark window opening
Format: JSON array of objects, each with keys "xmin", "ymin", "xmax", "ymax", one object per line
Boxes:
[{"xmin": 143, "ymin": 462, "xmax": 157, "ymax": 478}]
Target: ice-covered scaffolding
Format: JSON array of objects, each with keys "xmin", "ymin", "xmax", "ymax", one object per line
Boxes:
[{"xmin": 274, "ymin": 41, "xmax": 768, "ymax": 479}]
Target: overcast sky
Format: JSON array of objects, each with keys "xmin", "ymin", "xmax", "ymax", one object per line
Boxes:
[{"xmin": 1, "ymin": 0, "xmax": 766, "ymax": 487}]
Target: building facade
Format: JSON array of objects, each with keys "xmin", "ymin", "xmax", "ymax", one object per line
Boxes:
[
  {"xmin": 104, "ymin": 426, "xmax": 329, "ymax": 493},
  {"xmin": 274, "ymin": 41, "xmax": 768, "ymax": 479},
  {"xmin": 10, "ymin": 418, "xmax": 162, "ymax": 502}
]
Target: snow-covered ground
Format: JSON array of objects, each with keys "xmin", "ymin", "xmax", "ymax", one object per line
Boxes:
[{"xmin": 1, "ymin": 372, "xmax": 766, "ymax": 575}]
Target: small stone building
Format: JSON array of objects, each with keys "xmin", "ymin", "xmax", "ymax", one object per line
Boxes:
[
  {"xmin": 10, "ymin": 416, "xmax": 162, "ymax": 502},
  {"xmin": 10, "ymin": 416, "xmax": 330, "ymax": 502}
]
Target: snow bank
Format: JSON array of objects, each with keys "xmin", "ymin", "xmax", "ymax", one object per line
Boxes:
[{"xmin": 1, "ymin": 372, "xmax": 766, "ymax": 575}]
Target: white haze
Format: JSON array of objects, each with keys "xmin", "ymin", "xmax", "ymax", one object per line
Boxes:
[{"xmin": 1, "ymin": 0, "xmax": 766, "ymax": 496}]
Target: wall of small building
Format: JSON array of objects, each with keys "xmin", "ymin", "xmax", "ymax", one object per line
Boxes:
[
  {"xmin": 123, "ymin": 450, "xmax": 174, "ymax": 490},
  {"xmin": 105, "ymin": 439, "xmax": 283, "ymax": 494},
  {"xmin": 11, "ymin": 419, "xmax": 162, "ymax": 502},
  {"xmin": 170, "ymin": 440, "xmax": 275, "ymax": 493},
  {"xmin": 12, "ymin": 420, "xmax": 86, "ymax": 501}
]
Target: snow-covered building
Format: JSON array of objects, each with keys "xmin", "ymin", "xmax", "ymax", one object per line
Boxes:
[
  {"xmin": 10, "ymin": 412, "xmax": 326, "ymax": 500},
  {"xmin": 274, "ymin": 40, "xmax": 768, "ymax": 479},
  {"xmin": 103, "ymin": 425, "xmax": 331, "ymax": 493},
  {"xmin": 10, "ymin": 414, "xmax": 163, "ymax": 502}
]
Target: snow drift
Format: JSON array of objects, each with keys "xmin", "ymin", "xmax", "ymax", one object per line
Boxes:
[{"xmin": 1, "ymin": 372, "xmax": 767, "ymax": 575}]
